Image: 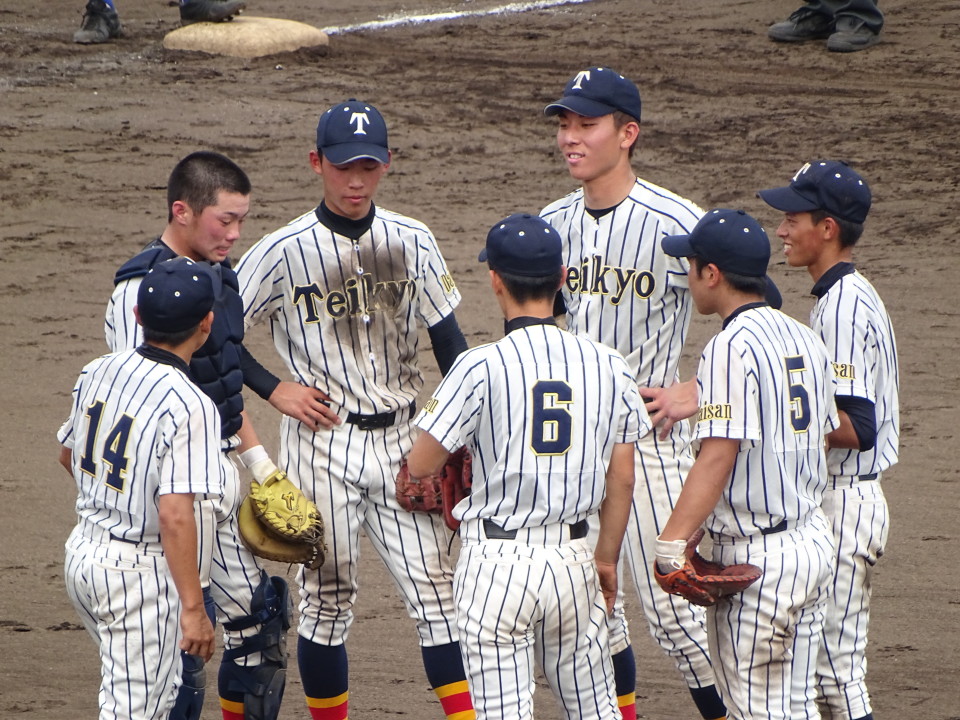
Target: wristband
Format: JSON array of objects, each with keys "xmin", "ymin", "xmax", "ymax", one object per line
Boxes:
[
  {"xmin": 249, "ymin": 458, "xmax": 279, "ymax": 484},
  {"xmin": 238, "ymin": 444, "xmax": 269, "ymax": 469},
  {"xmin": 655, "ymin": 535, "xmax": 688, "ymax": 571}
]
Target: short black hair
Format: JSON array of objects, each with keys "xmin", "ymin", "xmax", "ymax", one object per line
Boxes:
[
  {"xmin": 810, "ymin": 209, "xmax": 864, "ymax": 248},
  {"xmin": 142, "ymin": 323, "xmax": 201, "ymax": 347},
  {"xmin": 167, "ymin": 151, "xmax": 251, "ymax": 222},
  {"xmin": 491, "ymin": 267, "xmax": 563, "ymax": 304},
  {"xmin": 691, "ymin": 256, "xmax": 767, "ymax": 297}
]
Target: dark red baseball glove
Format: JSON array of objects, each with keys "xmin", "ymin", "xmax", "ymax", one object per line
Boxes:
[
  {"xmin": 653, "ymin": 529, "xmax": 762, "ymax": 606},
  {"xmin": 396, "ymin": 447, "xmax": 472, "ymax": 531}
]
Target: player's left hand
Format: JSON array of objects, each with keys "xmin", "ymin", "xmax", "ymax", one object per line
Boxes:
[
  {"xmin": 653, "ymin": 529, "xmax": 762, "ymax": 606},
  {"xmin": 638, "ymin": 379, "xmax": 698, "ymax": 440},
  {"xmin": 595, "ymin": 560, "xmax": 619, "ymax": 615},
  {"xmin": 268, "ymin": 381, "xmax": 341, "ymax": 430},
  {"xmin": 180, "ymin": 605, "xmax": 216, "ymax": 662}
]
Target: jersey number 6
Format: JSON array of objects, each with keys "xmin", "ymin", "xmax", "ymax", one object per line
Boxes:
[{"xmin": 531, "ymin": 380, "xmax": 573, "ymax": 456}]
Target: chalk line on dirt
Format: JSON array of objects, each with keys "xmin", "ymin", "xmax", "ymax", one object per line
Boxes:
[{"xmin": 321, "ymin": 0, "xmax": 592, "ymax": 35}]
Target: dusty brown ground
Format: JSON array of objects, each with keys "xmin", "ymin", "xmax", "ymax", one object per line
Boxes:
[{"xmin": 2, "ymin": 0, "xmax": 958, "ymax": 717}]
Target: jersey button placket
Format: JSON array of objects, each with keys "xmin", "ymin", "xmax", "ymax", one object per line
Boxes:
[{"xmin": 353, "ymin": 243, "xmax": 375, "ymax": 366}]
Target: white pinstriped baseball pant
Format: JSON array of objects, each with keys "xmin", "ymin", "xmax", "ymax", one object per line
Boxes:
[
  {"xmin": 454, "ymin": 519, "xmax": 621, "ymax": 720},
  {"xmin": 816, "ymin": 476, "xmax": 889, "ymax": 720}
]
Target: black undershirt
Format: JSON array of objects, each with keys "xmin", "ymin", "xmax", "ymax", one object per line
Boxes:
[
  {"xmin": 505, "ymin": 316, "xmax": 558, "ymax": 335},
  {"xmin": 315, "ymin": 201, "xmax": 377, "ymax": 239},
  {"xmin": 137, "ymin": 344, "xmax": 191, "ymax": 376}
]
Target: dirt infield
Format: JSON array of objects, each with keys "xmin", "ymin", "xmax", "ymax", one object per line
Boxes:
[{"xmin": 2, "ymin": 0, "xmax": 957, "ymax": 717}]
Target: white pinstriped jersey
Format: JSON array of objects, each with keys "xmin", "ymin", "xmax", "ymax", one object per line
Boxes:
[
  {"xmin": 694, "ymin": 305, "xmax": 840, "ymax": 538},
  {"xmin": 235, "ymin": 206, "xmax": 461, "ymax": 415},
  {"xmin": 414, "ymin": 322, "xmax": 650, "ymax": 530},
  {"xmin": 811, "ymin": 265, "xmax": 900, "ymax": 476},
  {"xmin": 57, "ymin": 349, "xmax": 224, "ymax": 543},
  {"xmin": 540, "ymin": 178, "xmax": 703, "ymax": 387},
  {"xmin": 105, "ymin": 278, "xmax": 142, "ymax": 351}
]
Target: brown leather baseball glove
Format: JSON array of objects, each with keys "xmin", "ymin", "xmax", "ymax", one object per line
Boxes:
[
  {"xmin": 653, "ymin": 529, "xmax": 762, "ymax": 606},
  {"xmin": 396, "ymin": 447, "xmax": 472, "ymax": 531}
]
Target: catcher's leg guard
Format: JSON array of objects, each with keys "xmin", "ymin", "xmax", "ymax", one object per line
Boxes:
[
  {"xmin": 170, "ymin": 651, "xmax": 206, "ymax": 720},
  {"xmin": 170, "ymin": 585, "xmax": 215, "ymax": 720},
  {"xmin": 221, "ymin": 573, "xmax": 291, "ymax": 720}
]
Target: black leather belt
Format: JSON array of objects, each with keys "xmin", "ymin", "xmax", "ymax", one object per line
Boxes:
[
  {"xmin": 346, "ymin": 403, "xmax": 415, "ymax": 431},
  {"xmin": 110, "ymin": 534, "xmax": 139, "ymax": 544},
  {"xmin": 859, "ymin": 473, "xmax": 878, "ymax": 481},
  {"xmin": 482, "ymin": 519, "xmax": 589, "ymax": 540},
  {"xmin": 759, "ymin": 519, "xmax": 788, "ymax": 536}
]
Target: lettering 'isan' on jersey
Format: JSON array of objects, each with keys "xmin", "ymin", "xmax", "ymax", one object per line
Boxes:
[
  {"xmin": 812, "ymin": 269, "xmax": 900, "ymax": 476},
  {"xmin": 694, "ymin": 306, "xmax": 839, "ymax": 539}
]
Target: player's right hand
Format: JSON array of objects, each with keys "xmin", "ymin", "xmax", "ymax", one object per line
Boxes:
[
  {"xmin": 180, "ymin": 606, "xmax": 216, "ymax": 661},
  {"xmin": 269, "ymin": 381, "xmax": 342, "ymax": 431},
  {"xmin": 638, "ymin": 379, "xmax": 698, "ymax": 440},
  {"xmin": 595, "ymin": 560, "xmax": 619, "ymax": 615}
]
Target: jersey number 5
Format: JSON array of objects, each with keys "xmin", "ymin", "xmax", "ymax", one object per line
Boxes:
[
  {"xmin": 531, "ymin": 380, "xmax": 573, "ymax": 455},
  {"xmin": 784, "ymin": 356, "xmax": 811, "ymax": 433},
  {"xmin": 79, "ymin": 400, "xmax": 134, "ymax": 493}
]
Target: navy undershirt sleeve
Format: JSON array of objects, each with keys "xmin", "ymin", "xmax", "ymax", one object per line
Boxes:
[
  {"xmin": 240, "ymin": 345, "xmax": 282, "ymax": 400},
  {"xmin": 428, "ymin": 312, "xmax": 468, "ymax": 376},
  {"xmin": 836, "ymin": 395, "xmax": 877, "ymax": 452}
]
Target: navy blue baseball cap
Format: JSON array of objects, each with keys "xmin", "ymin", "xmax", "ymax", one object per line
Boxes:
[
  {"xmin": 479, "ymin": 213, "xmax": 563, "ymax": 277},
  {"xmin": 544, "ymin": 67, "xmax": 642, "ymax": 122},
  {"xmin": 662, "ymin": 209, "xmax": 782, "ymax": 309},
  {"xmin": 316, "ymin": 99, "xmax": 389, "ymax": 165},
  {"xmin": 137, "ymin": 257, "xmax": 216, "ymax": 333},
  {"xmin": 757, "ymin": 160, "xmax": 871, "ymax": 224}
]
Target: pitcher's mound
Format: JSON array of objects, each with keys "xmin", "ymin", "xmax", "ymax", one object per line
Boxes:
[{"xmin": 163, "ymin": 16, "xmax": 329, "ymax": 58}]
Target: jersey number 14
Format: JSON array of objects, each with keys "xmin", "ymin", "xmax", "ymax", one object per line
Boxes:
[{"xmin": 79, "ymin": 400, "xmax": 134, "ymax": 493}]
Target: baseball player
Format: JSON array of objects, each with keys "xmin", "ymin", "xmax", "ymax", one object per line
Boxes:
[
  {"xmin": 655, "ymin": 208, "xmax": 839, "ymax": 720},
  {"xmin": 105, "ymin": 152, "xmax": 316, "ymax": 720},
  {"xmin": 759, "ymin": 161, "xmax": 899, "ymax": 720},
  {"xmin": 407, "ymin": 212, "xmax": 647, "ymax": 720},
  {"xmin": 539, "ymin": 67, "xmax": 726, "ymax": 720},
  {"xmin": 234, "ymin": 100, "xmax": 475, "ymax": 720},
  {"xmin": 60, "ymin": 258, "xmax": 222, "ymax": 720}
]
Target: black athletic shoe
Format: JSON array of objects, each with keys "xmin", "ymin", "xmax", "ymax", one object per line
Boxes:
[
  {"xmin": 179, "ymin": 0, "xmax": 247, "ymax": 25},
  {"xmin": 827, "ymin": 17, "xmax": 881, "ymax": 52},
  {"xmin": 767, "ymin": 7, "xmax": 834, "ymax": 43},
  {"xmin": 73, "ymin": 0, "xmax": 121, "ymax": 44}
]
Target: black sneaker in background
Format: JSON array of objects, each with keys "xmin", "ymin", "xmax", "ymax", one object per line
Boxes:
[
  {"xmin": 73, "ymin": 0, "xmax": 121, "ymax": 44},
  {"xmin": 767, "ymin": 7, "xmax": 834, "ymax": 43},
  {"xmin": 827, "ymin": 17, "xmax": 881, "ymax": 52},
  {"xmin": 179, "ymin": 0, "xmax": 247, "ymax": 25}
]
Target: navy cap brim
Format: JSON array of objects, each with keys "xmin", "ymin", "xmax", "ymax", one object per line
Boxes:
[
  {"xmin": 764, "ymin": 276, "xmax": 783, "ymax": 310},
  {"xmin": 544, "ymin": 96, "xmax": 618, "ymax": 118},
  {"xmin": 757, "ymin": 186, "xmax": 819, "ymax": 214},
  {"xmin": 478, "ymin": 247, "xmax": 488, "ymax": 262},
  {"xmin": 661, "ymin": 233, "xmax": 695, "ymax": 259},
  {"xmin": 321, "ymin": 142, "xmax": 389, "ymax": 165}
]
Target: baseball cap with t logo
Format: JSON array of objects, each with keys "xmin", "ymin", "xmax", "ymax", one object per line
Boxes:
[
  {"xmin": 757, "ymin": 160, "xmax": 872, "ymax": 224},
  {"xmin": 543, "ymin": 67, "xmax": 642, "ymax": 122},
  {"xmin": 316, "ymin": 99, "xmax": 390, "ymax": 165}
]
